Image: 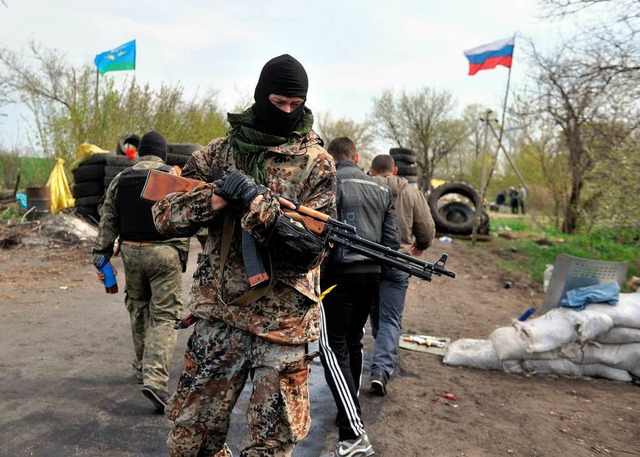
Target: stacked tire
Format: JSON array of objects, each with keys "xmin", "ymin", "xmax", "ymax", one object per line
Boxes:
[
  {"xmin": 389, "ymin": 147, "xmax": 418, "ymax": 185},
  {"xmin": 72, "ymin": 153, "xmax": 109, "ymax": 223},
  {"xmin": 71, "ymin": 142, "xmax": 202, "ymax": 225},
  {"xmin": 427, "ymin": 181, "xmax": 490, "ymax": 236}
]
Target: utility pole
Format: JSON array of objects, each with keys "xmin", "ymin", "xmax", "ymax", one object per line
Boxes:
[{"xmin": 471, "ymin": 109, "xmax": 496, "ymax": 245}]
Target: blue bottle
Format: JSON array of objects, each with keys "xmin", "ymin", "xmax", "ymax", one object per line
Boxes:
[{"xmin": 93, "ymin": 255, "xmax": 118, "ymax": 294}]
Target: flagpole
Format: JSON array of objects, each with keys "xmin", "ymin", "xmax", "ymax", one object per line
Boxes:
[
  {"xmin": 471, "ymin": 63, "xmax": 513, "ymax": 244},
  {"xmin": 94, "ymin": 69, "xmax": 100, "ymax": 128}
]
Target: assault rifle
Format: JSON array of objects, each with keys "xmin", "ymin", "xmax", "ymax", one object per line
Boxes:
[{"xmin": 141, "ymin": 170, "xmax": 456, "ymax": 328}]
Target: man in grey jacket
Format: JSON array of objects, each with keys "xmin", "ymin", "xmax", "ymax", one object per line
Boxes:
[
  {"xmin": 368, "ymin": 154, "xmax": 435, "ymax": 396},
  {"xmin": 320, "ymin": 138, "xmax": 399, "ymax": 456}
]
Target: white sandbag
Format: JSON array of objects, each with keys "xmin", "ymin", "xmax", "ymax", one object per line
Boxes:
[
  {"xmin": 490, "ymin": 326, "xmax": 529, "ymax": 361},
  {"xmin": 513, "ymin": 309, "xmax": 577, "ymax": 353},
  {"xmin": 501, "ymin": 359, "xmax": 524, "ymax": 374},
  {"xmin": 596, "ymin": 327, "xmax": 640, "ymax": 344},
  {"xmin": 443, "ymin": 338, "xmax": 501, "ymax": 370},
  {"xmin": 562, "ymin": 309, "xmax": 614, "ymax": 342},
  {"xmin": 586, "ymin": 293, "xmax": 640, "ymax": 328},
  {"xmin": 562, "ymin": 341, "xmax": 640, "ymax": 377},
  {"xmin": 490, "ymin": 326, "xmax": 561, "ymax": 361},
  {"xmin": 521, "ymin": 359, "xmax": 632, "ymax": 382}
]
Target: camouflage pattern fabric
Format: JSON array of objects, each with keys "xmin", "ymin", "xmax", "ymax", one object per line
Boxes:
[
  {"xmin": 166, "ymin": 318, "xmax": 314, "ymax": 457},
  {"xmin": 93, "ymin": 155, "xmax": 190, "ymax": 258},
  {"xmin": 93, "ymin": 155, "xmax": 189, "ymax": 391},
  {"xmin": 152, "ymin": 131, "xmax": 336, "ymax": 344},
  {"xmin": 121, "ymin": 242, "xmax": 184, "ymax": 391},
  {"xmin": 153, "ymin": 126, "xmax": 335, "ymax": 455}
]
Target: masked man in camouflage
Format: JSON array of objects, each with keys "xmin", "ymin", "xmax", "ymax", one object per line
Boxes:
[
  {"xmin": 152, "ymin": 54, "xmax": 336, "ymax": 457},
  {"xmin": 93, "ymin": 130, "xmax": 189, "ymax": 412}
]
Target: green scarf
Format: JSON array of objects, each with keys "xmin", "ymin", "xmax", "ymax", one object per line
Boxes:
[{"xmin": 226, "ymin": 105, "xmax": 314, "ymax": 184}]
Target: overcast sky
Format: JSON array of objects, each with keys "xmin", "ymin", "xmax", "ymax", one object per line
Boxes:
[{"xmin": 0, "ymin": 0, "xmax": 575, "ymax": 150}]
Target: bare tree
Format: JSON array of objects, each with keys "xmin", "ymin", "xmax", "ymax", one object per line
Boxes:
[
  {"xmin": 315, "ymin": 112, "xmax": 378, "ymax": 161},
  {"xmin": 0, "ymin": 42, "xmax": 227, "ymax": 160},
  {"xmin": 369, "ymin": 88, "xmax": 464, "ymax": 190},
  {"xmin": 518, "ymin": 37, "xmax": 640, "ymax": 232}
]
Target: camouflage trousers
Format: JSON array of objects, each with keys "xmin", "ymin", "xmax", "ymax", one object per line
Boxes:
[
  {"xmin": 121, "ymin": 242, "xmax": 183, "ymax": 392},
  {"xmin": 166, "ymin": 318, "xmax": 313, "ymax": 457}
]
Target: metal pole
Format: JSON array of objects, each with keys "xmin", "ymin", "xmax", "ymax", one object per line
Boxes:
[{"xmin": 471, "ymin": 110, "xmax": 492, "ymax": 245}]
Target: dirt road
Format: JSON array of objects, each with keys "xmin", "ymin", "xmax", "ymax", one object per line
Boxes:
[{"xmin": 1, "ymin": 233, "xmax": 638, "ymax": 456}]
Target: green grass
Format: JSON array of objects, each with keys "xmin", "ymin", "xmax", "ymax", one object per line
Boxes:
[
  {"xmin": 0, "ymin": 155, "xmax": 55, "ymax": 190},
  {"xmin": 487, "ymin": 215, "xmax": 639, "ymax": 289}
]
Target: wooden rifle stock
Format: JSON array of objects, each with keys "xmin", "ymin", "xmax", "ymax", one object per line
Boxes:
[{"xmin": 143, "ymin": 171, "xmax": 457, "ymax": 330}]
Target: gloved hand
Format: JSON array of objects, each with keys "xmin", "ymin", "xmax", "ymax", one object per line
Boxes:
[{"xmin": 213, "ymin": 171, "xmax": 261, "ymax": 210}]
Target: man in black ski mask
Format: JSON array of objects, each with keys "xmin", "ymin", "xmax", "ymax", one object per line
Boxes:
[
  {"xmin": 253, "ymin": 54, "xmax": 309, "ymax": 137},
  {"xmin": 157, "ymin": 55, "xmax": 338, "ymax": 456}
]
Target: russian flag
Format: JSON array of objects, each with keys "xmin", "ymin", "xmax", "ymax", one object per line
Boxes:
[{"xmin": 464, "ymin": 36, "xmax": 515, "ymax": 76}]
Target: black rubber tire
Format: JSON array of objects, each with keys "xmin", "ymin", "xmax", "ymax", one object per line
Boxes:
[
  {"xmin": 166, "ymin": 153, "xmax": 189, "ymax": 167},
  {"xmin": 428, "ymin": 181, "xmax": 482, "ymax": 235},
  {"xmin": 74, "ymin": 204, "xmax": 100, "ymax": 221},
  {"xmin": 390, "ymin": 152, "xmax": 417, "ymax": 165},
  {"xmin": 106, "ymin": 154, "xmax": 135, "ymax": 167},
  {"xmin": 105, "ymin": 165, "xmax": 129, "ymax": 178},
  {"xmin": 389, "ymin": 147, "xmax": 416, "ymax": 157},
  {"xmin": 74, "ymin": 195, "xmax": 103, "ymax": 207},
  {"xmin": 116, "ymin": 134, "xmax": 141, "ymax": 156},
  {"xmin": 396, "ymin": 164, "xmax": 418, "ymax": 176},
  {"xmin": 72, "ymin": 181, "xmax": 104, "ymax": 199},
  {"xmin": 73, "ymin": 163, "xmax": 105, "ymax": 183},
  {"xmin": 440, "ymin": 201, "xmax": 475, "ymax": 224},
  {"xmin": 83, "ymin": 153, "xmax": 112, "ymax": 165},
  {"xmin": 168, "ymin": 143, "xmax": 201, "ymax": 156}
]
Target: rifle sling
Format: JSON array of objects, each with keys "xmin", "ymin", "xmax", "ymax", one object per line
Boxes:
[{"xmin": 218, "ymin": 212, "xmax": 273, "ymax": 306}]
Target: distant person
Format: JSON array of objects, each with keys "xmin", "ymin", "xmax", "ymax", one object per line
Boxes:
[
  {"xmin": 368, "ymin": 154, "xmax": 435, "ymax": 396},
  {"xmin": 93, "ymin": 130, "xmax": 189, "ymax": 413},
  {"xmin": 320, "ymin": 137, "xmax": 399, "ymax": 457},
  {"xmin": 495, "ymin": 189, "xmax": 506, "ymax": 206},
  {"xmin": 518, "ymin": 185, "xmax": 527, "ymax": 214},
  {"xmin": 153, "ymin": 54, "xmax": 336, "ymax": 456},
  {"xmin": 509, "ymin": 186, "xmax": 519, "ymax": 214}
]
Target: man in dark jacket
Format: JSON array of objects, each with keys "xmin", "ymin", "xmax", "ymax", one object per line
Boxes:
[
  {"xmin": 368, "ymin": 154, "xmax": 435, "ymax": 396},
  {"xmin": 93, "ymin": 131, "xmax": 189, "ymax": 412},
  {"xmin": 320, "ymin": 137, "xmax": 399, "ymax": 457}
]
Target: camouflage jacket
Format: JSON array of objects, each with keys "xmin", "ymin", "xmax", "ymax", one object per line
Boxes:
[
  {"xmin": 152, "ymin": 132, "xmax": 336, "ymax": 344},
  {"xmin": 93, "ymin": 155, "xmax": 190, "ymax": 258}
]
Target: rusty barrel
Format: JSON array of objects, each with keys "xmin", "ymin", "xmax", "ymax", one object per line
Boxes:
[{"xmin": 26, "ymin": 187, "xmax": 51, "ymax": 220}]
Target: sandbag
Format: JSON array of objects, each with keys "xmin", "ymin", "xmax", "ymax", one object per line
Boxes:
[
  {"xmin": 521, "ymin": 359, "xmax": 632, "ymax": 383},
  {"xmin": 563, "ymin": 309, "xmax": 614, "ymax": 343},
  {"xmin": 586, "ymin": 293, "xmax": 640, "ymax": 328},
  {"xmin": 443, "ymin": 339, "xmax": 501, "ymax": 370},
  {"xmin": 513, "ymin": 309, "xmax": 578, "ymax": 353},
  {"xmin": 596, "ymin": 327, "xmax": 640, "ymax": 344},
  {"xmin": 562, "ymin": 341, "xmax": 640, "ymax": 377}
]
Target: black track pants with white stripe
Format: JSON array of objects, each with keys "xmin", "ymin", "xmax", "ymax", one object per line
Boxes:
[{"xmin": 318, "ymin": 276, "xmax": 379, "ymax": 441}]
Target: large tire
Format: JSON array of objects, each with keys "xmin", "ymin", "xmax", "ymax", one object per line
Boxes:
[
  {"xmin": 74, "ymin": 195, "xmax": 103, "ymax": 207},
  {"xmin": 72, "ymin": 181, "xmax": 104, "ymax": 199},
  {"xmin": 403, "ymin": 175, "xmax": 418, "ymax": 184},
  {"xmin": 166, "ymin": 152, "xmax": 189, "ymax": 167},
  {"xmin": 428, "ymin": 181, "xmax": 482, "ymax": 235},
  {"xmin": 389, "ymin": 152, "xmax": 417, "ymax": 165},
  {"xmin": 116, "ymin": 134, "xmax": 140, "ymax": 156},
  {"xmin": 105, "ymin": 165, "xmax": 129, "ymax": 178},
  {"xmin": 84, "ymin": 152, "xmax": 112, "ymax": 165},
  {"xmin": 106, "ymin": 154, "xmax": 135, "ymax": 167},
  {"xmin": 72, "ymin": 163, "xmax": 105, "ymax": 183},
  {"xmin": 168, "ymin": 143, "xmax": 202, "ymax": 156},
  {"xmin": 440, "ymin": 201, "xmax": 475, "ymax": 224},
  {"xmin": 396, "ymin": 164, "xmax": 418, "ymax": 176},
  {"xmin": 389, "ymin": 147, "xmax": 416, "ymax": 157}
]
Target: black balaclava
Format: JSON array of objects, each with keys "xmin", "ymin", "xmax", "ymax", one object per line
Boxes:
[
  {"xmin": 253, "ymin": 54, "xmax": 308, "ymax": 137},
  {"xmin": 137, "ymin": 130, "xmax": 167, "ymax": 161}
]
